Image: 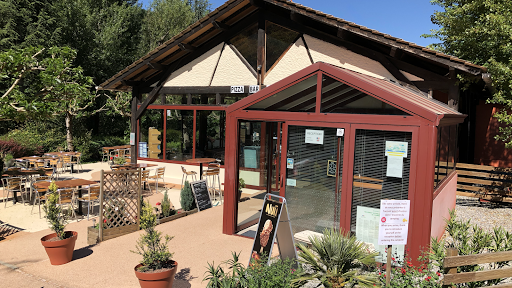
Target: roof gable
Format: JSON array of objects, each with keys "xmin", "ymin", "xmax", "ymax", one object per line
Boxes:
[
  {"xmin": 228, "ymin": 62, "xmax": 464, "ymax": 125},
  {"xmin": 99, "ymin": 0, "xmax": 486, "ymax": 92}
]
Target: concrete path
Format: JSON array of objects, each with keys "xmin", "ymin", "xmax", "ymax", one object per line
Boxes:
[{"xmin": 0, "ymin": 206, "xmax": 253, "ymax": 288}]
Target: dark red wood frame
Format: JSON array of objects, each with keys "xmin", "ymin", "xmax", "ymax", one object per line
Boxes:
[{"xmin": 222, "ymin": 62, "xmax": 461, "ymax": 262}]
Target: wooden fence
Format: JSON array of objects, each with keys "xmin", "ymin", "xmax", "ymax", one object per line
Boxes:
[
  {"xmin": 99, "ymin": 169, "xmax": 141, "ymax": 241},
  {"xmin": 453, "ymin": 163, "xmax": 512, "ymax": 203},
  {"xmin": 442, "ymin": 248, "xmax": 512, "ymax": 287}
]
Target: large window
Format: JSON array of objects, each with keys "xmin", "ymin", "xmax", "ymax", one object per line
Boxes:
[
  {"xmin": 139, "ymin": 109, "xmax": 164, "ymax": 159},
  {"xmin": 195, "ymin": 110, "xmax": 225, "ymax": 163},
  {"xmin": 166, "ymin": 110, "xmax": 193, "ymax": 161},
  {"xmin": 434, "ymin": 125, "xmax": 457, "ymax": 187}
]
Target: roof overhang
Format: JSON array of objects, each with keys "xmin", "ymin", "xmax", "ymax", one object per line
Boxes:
[{"xmin": 99, "ymin": 0, "xmax": 487, "ymax": 92}]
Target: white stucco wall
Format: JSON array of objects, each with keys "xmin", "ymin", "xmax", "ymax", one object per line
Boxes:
[
  {"xmin": 264, "ymin": 37, "xmax": 313, "ymax": 85},
  {"xmin": 304, "ymin": 35, "xmax": 397, "ymax": 81},
  {"xmin": 210, "ymin": 44, "xmax": 257, "ymax": 86},
  {"xmin": 164, "ymin": 43, "xmax": 224, "ymax": 87}
]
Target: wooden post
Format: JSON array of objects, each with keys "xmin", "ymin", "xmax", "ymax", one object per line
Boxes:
[
  {"xmin": 99, "ymin": 169, "xmax": 104, "ymax": 241},
  {"xmin": 137, "ymin": 168, "xmax": 142, "ymax": 229},
  {"xmin": 131, "ymin": 87, "xmax": 140, "ymax": 164},
  {"xmin": 386, "ymin": 244, "xmax": 392, "ymax": 287},
  {"xmin": 442, "ymin": 248, "xmax": 459, "ymax": 288}
]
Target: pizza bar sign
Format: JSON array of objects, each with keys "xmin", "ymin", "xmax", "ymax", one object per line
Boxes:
[{"xmin": 230, "ymin": 86, "xmax": 244, "ymax": 93}]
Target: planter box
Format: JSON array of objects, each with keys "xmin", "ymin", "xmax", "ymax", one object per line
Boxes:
[
  {"xmin": 158, "ymin": 212, "xmax": 187, "ymax": 224},
  {"xmin": 185, "ymin": 208, "xmax": 198, "ymax": 215},
  {"xmin": 87, "ymin": 226, "xmax": 99, "ymax": 245}
]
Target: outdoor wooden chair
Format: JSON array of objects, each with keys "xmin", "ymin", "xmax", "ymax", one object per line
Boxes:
[
  {"xmin": 61, "ymin": 155, "xmax": 73, "ymax": 174},
  {"xmin": 70, "ymin": 152, "xmax": 83, "ymax": 173},
  {"xmin": 47, "ymin": 158, "xmax": 60, "ymax": 179},
  {"xmin": 205, "ymin": 169, "xmax": 222, "ymax": 203},
  {"xmin": 76, "ymin": 185, "xmax": 100, "ymax": 220},
  {"xmin": 141, "ymin": 170, "xmax": 153, "ymax": 194},
  {"xmin": 124, "ymin": 148, "xmax": 131, "ymax": 160},
  {"xmin": 31, "ymin": 176, "xmax": 50, "ymax": 218},
  {"xmin": 34, "ymin": 160, "xmax": 45, "ymax": 169},
  {"xmin": 57, "ymin": 188, "xmax": 77, "ymax": 220},
  {"xmin": 181, "ymin": 166, "xmax": 197, "ymax": 188},
  {"xmin": 149, "ymin": 167, "xmax": 165, "ymax": 191},
  {"xmin": 3, "ymin": 177, "xmax": 23, "ymax": 207},
  {"xmin": 102, "ymin": 148, "xmax": 111, "ymax": 162}
]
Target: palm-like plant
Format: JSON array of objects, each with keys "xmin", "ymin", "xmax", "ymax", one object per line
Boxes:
[{"xmin": 291, "ymin": 228, "xmax": 380, "ymax": 288}]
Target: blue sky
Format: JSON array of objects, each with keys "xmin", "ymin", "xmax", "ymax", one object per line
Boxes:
[{"xmin": 139, "ymin": 0, "xmax": 442, "ymax": 47}]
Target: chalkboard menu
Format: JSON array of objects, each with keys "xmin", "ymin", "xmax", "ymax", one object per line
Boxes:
[{"xmin": 190, "ymin": 180, "xmax": 212, "ymax": 211}]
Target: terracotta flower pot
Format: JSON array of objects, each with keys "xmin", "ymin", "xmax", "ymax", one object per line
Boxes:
[
  {"xmin": 134, "ymin": 260, "xmax": 178, "ymax": 288},
  {"xmin": 40, "ymin": 231, "xmax": 78, "ymax": 265}
]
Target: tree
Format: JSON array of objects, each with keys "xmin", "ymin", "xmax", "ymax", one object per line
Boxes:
[
  {"xmin": 424, "ymin": 0, "xmax": 512, "ymax": 147},
  {"xmin": 0, "ymin": 46, "xmax": 103, "ymax": 150},
  {"xmin": 137, "ymin": 0, "xmax": 210, "ymax": 56}
]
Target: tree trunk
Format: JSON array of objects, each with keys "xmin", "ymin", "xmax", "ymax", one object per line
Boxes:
[{"xmin": 65, "ymin": 112, "xmax": 74, "ymax": 151}]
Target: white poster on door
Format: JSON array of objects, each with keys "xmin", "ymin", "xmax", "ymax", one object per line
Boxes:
[
  {"xmin": 386, "ymin": 156, "xmax": 403, "ymax": 178},
  {"xmin": 305, "ymin": 129, "xmax": 324, "ymax": 145},
  {"xmin": 378, "ymin": 200, "xmax": 410, "ymax": 246}
]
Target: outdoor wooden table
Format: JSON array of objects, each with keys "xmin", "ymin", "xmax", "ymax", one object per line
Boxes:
[
  {"xmin": 103, "ymin": 145, "xmax": 130, "ymax": 155},
  {"xmin": 2, "ymin": 169, "xmax": 46, "ymax": 204},
  {"xmin": 34, "ymin": 178, "xmax": 98, "ymax": 215},
  {"xmin": 44, "ymin": 152, "xmax": 80, "ymax": 173},
  {"xmin": 186, "ymin": 158, "xmax": 216, "ymax": 180}
]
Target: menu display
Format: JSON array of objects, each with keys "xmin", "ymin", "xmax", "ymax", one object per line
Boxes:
[
  {"xmin": 190, "ymin": 180, "xmax": 212, "ymax": 211},
  {"xmin": 250, "ymin": 198, "xmax": 282, "ymax": 262}
]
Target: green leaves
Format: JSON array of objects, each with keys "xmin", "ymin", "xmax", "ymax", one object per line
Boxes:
[
  {"xmin": 42, "ymin": 183, "xmax": 68, "ymax": 240},
  {"xmin": 425, "ymin": 0, "xmax": 512, "ymax": 147},
  {"xmin": 132, "ymin": 200, "xmax": 174, "ymax": 272},
  {"xmin": 292, "ymin": 228, "xmax": 379, "ymax": 288}
]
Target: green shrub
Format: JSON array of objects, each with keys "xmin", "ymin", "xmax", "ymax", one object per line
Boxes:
[
  {"xmin": 1, "ymin": 120, "xmax": 65, "ymax": 153},
  {"xmin": 427, "ymin": 209, "xmax": 512, "ymax": 287},
  {"xmin": 161, "ymin": 190, "xmax": 175, "ymax": 217},
  {"xmin": 43, "ymin": 182, "xmax": 67, "ymax": 240},
  {"xmin": 180, "ymin": 181, "xmax": 196, "ymax": 211},
  {"xmin": 292, "ymin": 228, "xmax": 379, "ymax": 288},
  {"xmin": 132, "ymin": 200, "xmax": 174, "ymax": 272},
  {"xmin": 378, "ymin": 251, "xmax": 441, "ymax": 288},
  {"xmin": 204, "ymin": 252, "xmax": 300, "ymax": 288}
]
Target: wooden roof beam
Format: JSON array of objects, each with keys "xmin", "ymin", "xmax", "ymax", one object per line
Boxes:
[
  {"xmin": 178, "ymin": 43, "xmax": 196, "ymax": 51},
  {"xmin": 212, "ymin": 21, "xmax": 230, "ymax": 31},
  {"xmin": 147, "ymin": 62, "xmax": 166, "ymax": 71}
]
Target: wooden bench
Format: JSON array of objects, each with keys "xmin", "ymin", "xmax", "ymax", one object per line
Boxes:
[
  {"xmin": 442, "ymin": 248, "xmax": 512, "ymax": 287},
  {"xmin": 455, "ymin": 163, "xmax": 512, "ymax": 203}
]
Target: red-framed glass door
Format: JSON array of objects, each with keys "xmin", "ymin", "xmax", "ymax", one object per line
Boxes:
[{"xmin": 280, "ymin": 121, "xmax": 351, "ymax": 234}]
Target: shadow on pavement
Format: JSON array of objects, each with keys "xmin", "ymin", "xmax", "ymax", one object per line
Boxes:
[
  {"xmin": 72, "ymin": 245, "xmax": 95, "ymax": 261},
  {"xmin": 173, "ymin": 267, "xmax": 195, "ymax": 288}
]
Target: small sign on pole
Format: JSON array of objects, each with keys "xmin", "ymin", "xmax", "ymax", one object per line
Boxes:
[
  {"xmin": 378, "ymin": 199, "xmax": 410, "ymax": 286},
  {"xmin": 249, "ymin": 194, "xmax": 297, "ymax": 266}
]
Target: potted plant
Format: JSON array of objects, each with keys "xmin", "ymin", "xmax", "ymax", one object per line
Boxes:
[
  {"xmin": 40, "ymin": 181, "xmax": 78, "ymax": 265},
  {"xmin": 132, "ymin": 201, "xmax": 177, "ymax": 288},
  {"xmin": 114, "ymin": 156, "xmax": 126, "ymax": 165},
  {"xmin": 238, "ymin": 178, "xmax": 246, "ymax": 200}
]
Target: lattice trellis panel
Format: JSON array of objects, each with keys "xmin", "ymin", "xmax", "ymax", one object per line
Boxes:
[{"xmin": 99, "ymin": 169, "xmax": 141, "ymax": 241}]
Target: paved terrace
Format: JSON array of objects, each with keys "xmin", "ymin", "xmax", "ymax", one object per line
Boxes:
[
  {"xmin": 0, "ymin": 206, "xmax": 253, "ymax": 288},
  {"xmin": 0, "ymin": 161, "xmax": 258, "ymax": 288}
]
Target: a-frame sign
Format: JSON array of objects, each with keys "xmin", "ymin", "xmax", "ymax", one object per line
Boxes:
[{"xmin": 249, "ymin": 194, "xmax": 297, "ymax": 265}]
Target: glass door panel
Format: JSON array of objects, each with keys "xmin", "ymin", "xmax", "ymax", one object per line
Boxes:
[{"xmin": 285, "ymin": 126, "xmax": 342, "ymax": 234}]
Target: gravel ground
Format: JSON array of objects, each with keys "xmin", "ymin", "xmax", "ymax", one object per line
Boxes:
[{"xmin": 453, "ymin": 196, "xmax": 512, "ymax": 232}]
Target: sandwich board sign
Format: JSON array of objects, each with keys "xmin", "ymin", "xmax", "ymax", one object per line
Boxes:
[
  {"xmin": 249, "ymin": 194, "xmax": 297, "ymax": 265},
  {"xmin": 190, "ymin": 179, "xmax": 212, "ymax": 211}
]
